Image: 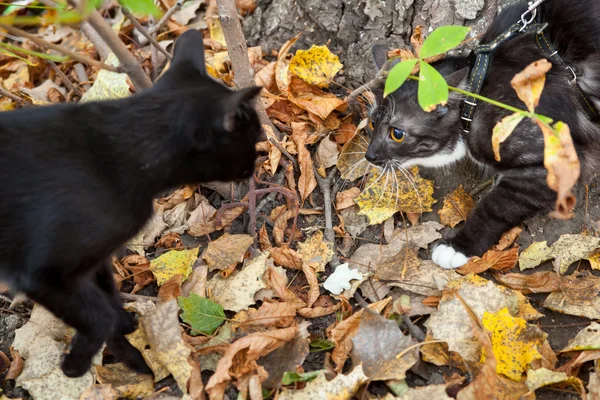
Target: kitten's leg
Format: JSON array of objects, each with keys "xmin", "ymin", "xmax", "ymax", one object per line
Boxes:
[
  {"xmin": 22, "ymin": 274, "xmax": 115, "ymax": 377},
  {"xmin": 95, "ymin": 263, "xmax": 151, "ymax": 374},
  {"xmin": 433, "ymin": 167, "xmax": 556, "ymax": 269}
]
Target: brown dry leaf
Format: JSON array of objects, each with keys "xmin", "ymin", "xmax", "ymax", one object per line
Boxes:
[
  {"xmin": 0, "ymin": 350, "xmax": 9, "ymax": 373},
  {"xmin": 157, "ymin": 273, "xmax": 183, "ymax": 302},
  {"xmin": 181, "ymin": 264, "xmax": 208, "ymax": 298},
  {"xmin": 255, "ymin": 61, "xmax": 276, "ymax": 91},
  {"xmin": 142, "ymin": 299, "xmax": 193, "ymax": 393},
  {"xmin": 278, "ymin": 365, "xmax": 368, "ymax": 400},
  {"xmin": 438, "ymin": 185, "xmax": 475, "ymax": 228},
  {"xmin": 208, "ymin": 252, "xmax": 271, "ymax": 312},
  {"xmin": 334, "ymin": 122, "xmax": 358, "ymax": 145},
  {"xmin": 187, "ymin": 195, "xmax": 217, "ymax": 234},
  {"xmin": 79, "ymin": 384, "xmax": 118, "ymax": 400},
  {"xmin": 275, "ymin": 33, "xmax": 301, "ymax": 96},
  {"xmin": 265, "ymin": 266, "xmax": 307, "ymax": 309},
  {"xmin": 537, "ymin": 120, "xmax": 580, "ymax": 220},
  {"xmin": 269, "ymin": 204, "xmax": 288, "ymax": 222},
  {"xmin": 6, "ymin": 347, "xmax": 22, "ymax": 380},
  {"xmin": 350, "ymin": 310, "xmax": 418, "ymax": 381},
  {"xmin": 205, "ymin": 326, "xmax": 298, "ymax": 400},
  {"xmin": 302, "ymin": 263, "xmax": 320, "ymax": 307},
  {"xmin": 336, "ymin": 131, "xmax": 370, "ymax": 181},
  {"xmin": 240, "ymin": 301, "xmax": 297, "ymax": 329},
  {"xmin": 258, "ymin": 224, "xmax": 272, "ymax": 251},
  {"xmin": 95, "ymin": 363, "xmax": 154, "ymax": 398},
  {"xmin": 288, "ymin": 76, "xmax": 346, "ymax": 120},
  {"xmin": 494, "ymin": 271, "xmax": 562, "ymax": 294},
  {"xmin": 543, "ymin": 272, "xmax": 600, "ymax": 319},
  {"xmin": 511, "ymin": 59, "xmax": 552, "ymax": 113},
  {"xmin": 188, "ymin": 202, "xmax": 246, "ymax": 237},
  {"xmin": 272, "ymin": 209, "xmax": 296, "ymax": 246},
  {"xmin": 202, "ymin": 233, "xmax": 253, "ymax": 271},
  {"xmin": 457, "ymin": 247, "xmax": 519, "ymax": 275},
  {"xmin": 336, "ymin": 187, "xmax": 361, "ymax": 211},
  {"xmin": 316, "ymin": 134, "xmax": 340, "ymax": 169},
  {"xmin": 126, "ymin": 326, "xmax": 170, "ymax": 381},
  {"xmin": 298, "ymin": 303, "xmax": 341, "ymax": 318},
  {"xmin": 355, "ymin": 166, "xmax": 435, "ymax": 225},
  {"xmin": 297, "ymin": 230, "xmax": 334, "ymax": 273},
  {"xmin": 158, "ymin": 185, "xmax": 196, "ymax": 210},
  {"xmin": 291, "ymin": 123, "xmax": 318, "ymax": 201},
  {"xmin": 270, "ymin": 245, "xmax": 303, "ymax": 270},
  {"xmin": 456, "ymin": 328, "xmax": 501, "ymax": 400},
  {"xmin": 495, "ymin": 226, "xmax": 523, "ymax": 251},
  {"xmin": 330, "ymin": 297, "xmax": 392, "ymax": 371},
  {"xmin": 374, "ymin": 245, "xmax": 421, "ymax": 281},
  {"xmin": 410, "ymin": 25, "xmax": 425, "ymax": 56}
]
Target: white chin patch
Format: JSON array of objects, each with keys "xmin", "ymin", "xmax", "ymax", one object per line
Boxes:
[
  {"xmin": 400, "ymin": 136, "xmax": 467, "ymax": 169},
  {"xmin": 432, "ymin": 244, "xmax": 469, "ymax": 269}
]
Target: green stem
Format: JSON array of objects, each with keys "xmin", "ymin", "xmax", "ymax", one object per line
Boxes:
[{"xmin": 0, "ymin": 42, "xmax": 69, "ymax": 62}]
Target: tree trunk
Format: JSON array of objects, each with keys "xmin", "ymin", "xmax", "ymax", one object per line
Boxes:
[{"xmin": 243, "ymin": 0, "xmax": 518, "ymax": 83}]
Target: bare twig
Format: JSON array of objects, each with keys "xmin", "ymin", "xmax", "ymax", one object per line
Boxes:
[
  {"xmin": 74, "ymin": 63, "xmax": 92, "ymax": 91},
  {"xmin": 148, "ymin": 0, "xmax": 184, "ymax": 35},
  {"xmin": 216, "ymin": 0, "xmax": 281, "ymax": 139},
  {"xmin": 470, "ymin": 178, "xmax": 494, "ymax": 197},
  {"xmin": 122, "ymin": 7, "xmax": 172, "ymax": 61},
  {"xmin": 255, "ymin": 169, "xmax": 286, "ymax": 214},
  {"xmin": 0, "ymin": 24, "xmax": 121, "ymax": 72},
  {"xmin": 402, "ymin": 315, "xmax": 426, "ymax": 341},
  {"xmin": 49, "ymin": 61, "xmax": 79, "ymax": 94},
  {"xmin": 347, "ymin": 63, "xmax": 389, "ymax": 117},
  {"xmin": 0, "ymin": 86, "xmax": 29, "ymax": 105},
  {"xmin": 248, "ymin": 177, "xmax": 257, "ymax": 239},
  {"xmin": 269, "ymin": 137, "xmax": 298, "ymax": 170},
  {"xmin": 121, "ymin": 292, "xmax": 158, "ymax": 302},
  {"xmin": 314, "ymin": 166, "xmax": 341, "ymax": 267},
  {"xmin": 83, "ymin": 8, "xmax": 153, "ymax": 90},
  {"xmin": 149, "ymin": 14, "xmax": 159, "ymax": 81}
]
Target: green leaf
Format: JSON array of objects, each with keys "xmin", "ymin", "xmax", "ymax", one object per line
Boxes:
[
  {"xmin": 419, "ymin": 26, "xmax": 471, "ymax": 59},
  {"xmin": 281, "ymin": 370, "xmax": 322, "ymax": 385},
  {"xmin": 178, "ymin": 293, "xmax": 226, "ymax": 336},
  {"xmin": 384, "ymin": 59, "xmax": 418, "ymax": 97},
  {"xmin": 418, "ymin": 61, "xmax": 449, "ymax": 111},
  {"xmin": 309, "ymin": 338, "xmax": 335, "ymax": 352},
  {"xmin": 119, "ymin": 0, "xmax": 162, "ymax": 17}
]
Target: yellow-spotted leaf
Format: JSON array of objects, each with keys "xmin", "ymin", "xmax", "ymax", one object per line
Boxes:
[
  {"xmin": 355, "ymin": 166, "xmax": 435, "ymax": 225},
  {"xmin": 150, "ymin": 247, "xmax": 198, "ymax": 285},
  {"xmin": 492, "ymin": 113, "xmax": 525, "ymax": 161},
  {"xmin": 525, "ymin": 368, "xmax": 585, "ymax": 395},
  {"xmin": 481, "ymin": 307, "xmax": 542, "ymax": 381},
  {"xmin": 289, "ymin": 45, "xmax": 343, "ymax": 88},
  {"xmin": 297, "ymin": 230, "xmax": 334, "ymax": 273}
]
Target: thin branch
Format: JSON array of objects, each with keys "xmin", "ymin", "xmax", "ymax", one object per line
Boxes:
[
  {"xmin": 0, "ymin": 24, "xmax": 121, "ymax": 72},
  {"xmin": 347, "ymin": 61, "xmax": 388, "ymax": 116},
  {"xmin": 83, "ymin": 8, "xmax": 153, "ymax": 90},
  {"xmin": 270, "ymin": 137, "xmax": 298, "ymax": 170},
  {"xmin": 49, "ymin": 61, "xmax": 79, "ymax": 94},
  {"xmin": 0, "ymin": 86, "xmax": 29, "ymax": 105},
  {"xmin": 74, "ymin": 63, "xmax": 92, "ymax": 91},
  {"xmin": 255, "ymin": 169, "xmax": 286, "ymax": 214},
  {"xmin": 122, "ymin": 7, "xmax": 172, "ymax": 61},
  {"xmin": 216, "ymin": 0, "xmax": 281, "ymax": 139},
  {"xmin": 121, "ymin": 292, "xmax": 158, "ymax": 302},
  {"xmin": 148, "ymin": 0, "xmax": 184, "ymax": 35},
  {"xmin": 314, "ymin": 166, "xmax": 341, "ymax": 267},
  {"xmin": 149, "ymin": 13, "xmax": 159, "ymax": 81}
]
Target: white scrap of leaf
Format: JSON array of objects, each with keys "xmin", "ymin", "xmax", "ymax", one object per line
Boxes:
[{"xmin": 323, "ymin": 263, "xmax": 365, "ymax": 295}]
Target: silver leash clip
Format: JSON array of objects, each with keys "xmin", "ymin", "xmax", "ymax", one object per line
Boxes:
[
  {"xmin": 520, "ymin": 0, "xmax": 544, "ymax": 31},
  {"xmin": 566, "ymin": 66, "xmax": 577, "ymax": 85}
]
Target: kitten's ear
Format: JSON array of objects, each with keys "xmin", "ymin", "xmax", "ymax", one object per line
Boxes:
[
  {"xmin": 170, "ymin": 29, "xmax": 207, "ymax": 75},
  {"xmin": 222, "ymin": 86, "xmax": 262, "ymax": 133},
  {"xmin": 372, "ymin": 44, "xmax": 391, "ymax": 70}
]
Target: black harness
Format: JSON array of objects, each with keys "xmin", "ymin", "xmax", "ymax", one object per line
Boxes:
[{"xmin": 460, "ymin": 0, "xmax": 599, "ymax": 133}]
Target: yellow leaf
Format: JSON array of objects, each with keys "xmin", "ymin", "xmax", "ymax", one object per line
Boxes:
[
  {"xmin": 537, "ymin": 120, "xmax": 580, "ymax": 220},
  {"xmin": 150, "ymin": 247, "xmax": 198, "ymax": 285},
  {"xmin": 209, "ymin": 18, "xmax": 227, "ymax": 47},
  {"xmin": 297, "ymin": 230, "xmax": 334, "ymax": 273},
  {"xmin": 525, "ymin": 368, "xmax": 585, "ymax": 395},
  {"xmin": 126, "ymin": 327, "xmax": 170, "ymax": 381},
  {"xmin": 519, "ymin": 241, "xmax": 552, "ymax": 270},
  {"xmin": 202, "ymin": 233, "xmax": 253, "ymax": 271},
  {"xmin": 277, "ymin": 365, "xmax": 368, "ymax": 400},
  {"xmin": 289, "ymin": 45, "xmax": 343, "ymax": 88},
  {"xmin": 492, "ymin": 112, "xmax": 525, "ymax": 161},
  {"xmin": 587, "ymin": 249, "xmax": 600, "ymax": 270},
  {"xmin": 481, "ymin": 308, "xmax": 542, "ymax": 381},
  {"xmin": 355, "ymin": 166, "xmax": 435, "ymax": 225},
  {"xmin": 438, "ymin": 185, "xmax": 475, "ymax": 228},
  {"xmin": 336, "ymin": 131, "xmax": 370, "ymax": 181},
  {"xmin": 81, "ymin": 53, "xmax": 130, "ymax": 102},
  {"xmin": 510, "ymin": 59, "xmax": 552, "ymax": 112}
]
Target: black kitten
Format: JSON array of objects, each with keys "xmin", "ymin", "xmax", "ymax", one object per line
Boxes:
[
  {"xmin": 0, "ymin": 29, "xmax": 262, "ymax": 377},
  {"xmin": 367, "ymin": 0, "xmax": 600, "ymax": 269}
]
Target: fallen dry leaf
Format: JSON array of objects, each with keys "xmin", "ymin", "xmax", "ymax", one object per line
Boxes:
[
  {"xmin": 78, "ymin": 384, "xmax": 118, "ymax": 400},
  {"xmin": 494, "ymin": 271, "xmax": 562, "ymax": 294},
  {"xmin": 202, "ymin": 233, "xmax": 253, "ymax": 271},
  {"xmin": 127, "ymin": 202, "xmax": 168, "ymax": 255},
  {"xmin": 519, "ymin": 241, "xmax": 553, "ymax": 270},
  {"xmin": 270, "ymin": 245, "xmax": 303, "ymax": 270},
  {"xmin": 550, "ymin": 234, "xmax": 600, "ymax": 274},
  {"xmin": 495, "ymin": 226, "xmax": 523, "ymax": 251},
  {"xmin": 291, "ymin": 123, "xmax": 318, "ymax": 201},
  {"xmin": 157, "ymin": 273, "xmax": 183, "ymax": 302},
  {"xmin": 525, "ymin": 368, "xmax": 585, "ymax": 396},
  {"xmin": 315, "ymin": 134, "xmax": 340, "ymax": 169},
  {"xmin": 205, "ymin": 326, "xmax": 298, "ymax": 399},
  {"xmin": 207, "ymin": 252, "xmax": 270, "ymax": 312},
  {"xmin": 492, "ymin": 112, "xmax": 526, "ymax": 162},
  {"xmin": 355, "ymin": 166, "xmax": 435, "ymax": 225},
  {"xmin": 350, "ymin": 310, "xmax": 418, "ymax": 381},
  {"xmin": 240, "ymin": 301, "xmax": 297, "ymax": 329},
  {"xmin": 5, "ymin": 347, "xmax": 22, "ymax": 380},
  {"xmin": 336, "ymin": 187, "xmax": 361, "ymax": 211},
  {"xmin": 297, "ymin": 230, "xmax": 334, "ymax": 273},
  {"xmin": 511, "ymin": 59, "xmax": 552, "ymax": 113},
  {"xmin": 264, "ymin": 266, "xmax": 306, "ymax": 309},
  {"xmin": 275, "ymin": 33, "xmax": 301, "ymax": 96},
  {"xmin": 543, "ymin": 272, "xmax": 600, "ymax": 319},
  {"xmin": 277, "ymin": 365, "xmax": 368, "ymax": 400},
  {"xmin": 336, "ymin": 130, "xmax": 370, "ymax": 181},
  {"xmin": 150, "ymin": 247, "xmax": 198, "ymax": 285},
  {"xmin": 438, "ymin": 185, "xmax": 475, "ymax": 228},
  {"xmin": 457, "ymin": 247, "xmax": 519, "ymax": 275},
  {"xmin": 289, "ymin": 45, "xmax": 343, "ymax": 88},
  {"xmin": 126, "ymin": 326, "xmax": 170, "ymax": 381},
  {"xmin": 96, "ymin": 363, "xmax": 154, "ymax": 399},
  {"xmin": 288, "ymin": 76, "xmax": 346, "ymax": 120}
]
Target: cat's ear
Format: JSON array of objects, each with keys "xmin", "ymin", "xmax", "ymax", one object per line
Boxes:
[
  {"xmin": 170, "ymin": 29, "xmax": 207, "ymax": 75},
  {"xmin": 222, "ymin": 86, "xmax": 263, "ymax": 133},
  {"xmin": 446, "ymin": 67, "xmax": 470, "ymax": 101},
  {"xmin": 372, "ymin": 44, "xmax": 391, "ymax": 70}
]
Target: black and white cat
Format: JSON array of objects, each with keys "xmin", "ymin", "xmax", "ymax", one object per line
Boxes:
[
  {"xmin": 366, "ymin": 0, "xmax": 600, "ymax": 269},
  {"xmin": 0, "ymin": 30, "xmax": 262, "ymax": 377}
]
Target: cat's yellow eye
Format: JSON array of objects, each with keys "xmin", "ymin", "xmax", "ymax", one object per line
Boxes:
[
  {"xmin": 368, "ymin": 119, "xmax": 374, "ymax": 130},
  {"xmin": 390, "ymin": 127, "xmax": 406, "ymax": 143}
]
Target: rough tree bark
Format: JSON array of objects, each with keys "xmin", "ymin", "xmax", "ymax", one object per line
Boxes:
[{"xmin": 243, "ymin": 0, "xmax": 518, "ymax": 83}]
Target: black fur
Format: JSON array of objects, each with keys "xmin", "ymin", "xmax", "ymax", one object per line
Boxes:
[
  {"xmin": 0, "ymin": 29, "xmax": 262, "ymax": 377},
  {"xmin": 368, "ymin": 0, "xmax": 600, "ymax": 258}
]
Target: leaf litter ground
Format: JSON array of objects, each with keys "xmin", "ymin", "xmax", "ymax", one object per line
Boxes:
[{"xmin": 1, "ymin": 3, "xmax": 600, "ymax": 400}]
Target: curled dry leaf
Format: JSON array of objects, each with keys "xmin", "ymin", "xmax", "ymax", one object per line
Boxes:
[
  {"xmin": 494, "ymin": 271, "xmax": 562, "ymax": 294},
  {"xmin": 438, "ymin": 185, "xmax": 475, "ymax": 228},
  {"xmin": 525, "ymin": 368, "xmax": 585, "ymax": 396},
  {"xmin": 78, "ymin": 384, "xmax": 118, "ymax": 400},
  {"xmin": 355, "ymin": 166, "xmax": 435, "ymax": 225},
  {"xmin": 297, "ymin": 230, "xmax": 334, "ymax": 273},
  {"xmin": 275, "ymin": 33, "xmax": 301, "ymax": 96},
  {"xmin": 258, "ymin": 224, "xmax": 272, "ymax": 251},
  {"xmin": 6, "ymin": 347, "xmax": 23, "ymax": 380},
  {"xmin": 187, "ymin": 202, "xmax": 247, "ymax": 237},
  {"xmin": 291, "ymin": 124, "xmax": 318, "ymax": 201},
  {"xmin": 495, "ymin": 226, "xmax": 523, "ymax": 251},
  {"xmin": 457, "ymin": 247, "xmax": 519, "ymax": 275},
  {"xmin": 510, "ymin": 59, "xmax": 552, "ymax": 113},
  {"xmin": 157, "ymin": 273, "xmax": 183, "ymax": 302},
  {"xmin": 240, "ymin": 301, "xmax": 297, "ymax": 329},
  {"xmin": 289, "ymin": 45, "xmax": 343, "ymax": 88},
  {"xmin": 298, "ymin": 303, "xmax": 341, "ymax": 318},
  {"xmin": 202, "ymin": 233, "xmax": 253, "ymax": 271},
  {"xmin": 96, "ymin": 363, "xmax": 154, "ymax": 399},
  {"xmin": 265, "ymin": 266, "xmax": 307, "ymax": 309},
  {"xmin": 205, "ymin": 326, "xmax": 299, "ymax": 400},
  {"xmin": 561, "ymin": 322, "xmax": 600, "ymax": 352},
  {"xmin": 335, "ymin": 187, "xmax": 361, "ymax": 211},
  {"xmin": 270, "ymin": 245, "xmax": 303, "ymax": 270},
  {"xmin": 289, "ymin": 76, "xmax": 346, "ymax": 120}
]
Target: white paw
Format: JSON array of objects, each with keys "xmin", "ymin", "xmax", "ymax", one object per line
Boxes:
[{"xmin": 432, "ymin": 244, "xmax": 469, "ymax": 270}]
